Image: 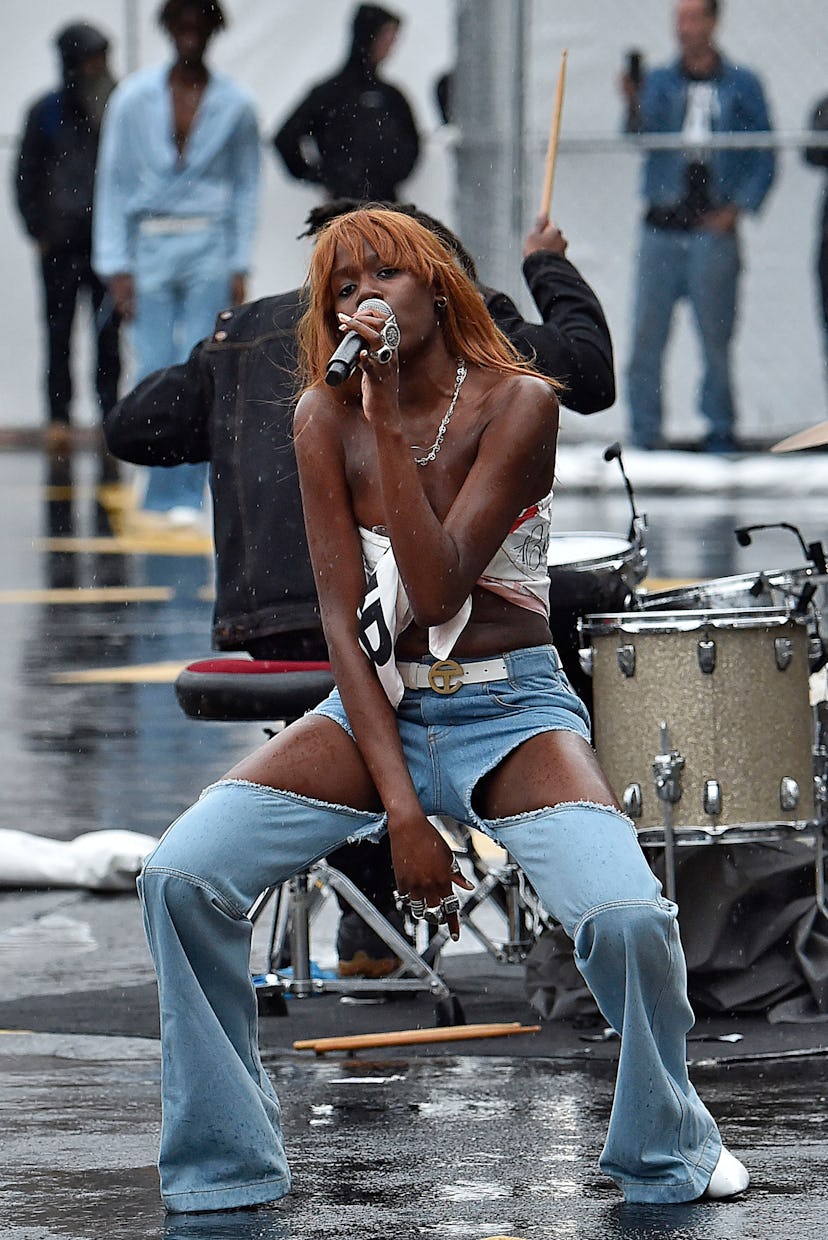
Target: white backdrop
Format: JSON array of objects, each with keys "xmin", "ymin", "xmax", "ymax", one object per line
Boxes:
[{"xmin": 2, "ymin": 0, "xmax": 827, "ymax": 444}]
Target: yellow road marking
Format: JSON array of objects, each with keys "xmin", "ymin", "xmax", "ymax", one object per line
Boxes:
[
  {"xmin": 0, "ymin": 587, "xmax": 172, "ymax": 605},
  {"xmin": 51, "ymin": 661, "xmax": 190, "ymax": 685},
  {"xmin": 38, "ymin": 535, "xmax": 212, "ymax": 556}
]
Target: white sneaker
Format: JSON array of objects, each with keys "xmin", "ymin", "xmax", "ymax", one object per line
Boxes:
[
  {"xmin": 703, "ymin": 1146, "xmax": 750, "ymax": 1199},
  {"xmin": 166, "ymin": 506, "xmax": 204, "ymax": 528}
]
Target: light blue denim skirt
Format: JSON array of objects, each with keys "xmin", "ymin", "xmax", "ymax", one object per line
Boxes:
[{"xmin": 311, "ymin": 644, "xmax": 591, "ymax": 826}]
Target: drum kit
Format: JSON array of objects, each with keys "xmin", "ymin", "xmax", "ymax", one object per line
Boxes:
[{"xmin": 548, "ymin": 435, "xmax": 828, "ymax": 910}]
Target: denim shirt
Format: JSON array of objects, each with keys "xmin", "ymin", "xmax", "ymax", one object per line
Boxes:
[
  {"xmin": 93, "ymin": 64, "xmax": 260, "ymax": 277},
  {"xmin": 629, "ymin": 56, "xmax": 775, "ymax": 214}
]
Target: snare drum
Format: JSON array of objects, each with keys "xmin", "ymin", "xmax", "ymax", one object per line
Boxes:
[
  {"xmin": 580, "ymin": 608, "xmax": 815, "ymax": 830},
  {"xmin": 547, "ymin": 532, "xmax": 647, "ymax": 707},
  {"xmin": 548, "ymin": 532, "xmax": 647, "ymax": 616},
  {"xmin": 636, "ymin": 565, "xmax": 824, "ymax": 614},
  {"xmin": 636, "ymin": 566, "xmax": 827, "ymax": 671}
]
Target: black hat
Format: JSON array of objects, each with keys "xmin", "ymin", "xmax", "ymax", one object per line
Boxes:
[{"xmin": 56, "ymin": 23, "xmax": 110, "ymax": 71}]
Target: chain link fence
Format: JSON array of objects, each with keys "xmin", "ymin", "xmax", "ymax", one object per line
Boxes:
[
  {"xmin": 3, "ymin": 1, "xmax": 828, "ymax": 451},
  {"xmin": 453, "ymin": 0, "xmax": 828, "ymax": 448}
]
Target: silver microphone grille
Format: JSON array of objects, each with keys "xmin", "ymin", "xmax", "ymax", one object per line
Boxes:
[{"xmin": 357, "ymin": 297, "xmax": 392, "ymax": 318}]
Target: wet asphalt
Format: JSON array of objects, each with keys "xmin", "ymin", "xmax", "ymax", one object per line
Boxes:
[{"xmin": 2, "ymin": 435, "xmax": 828, "ymax": 1239}]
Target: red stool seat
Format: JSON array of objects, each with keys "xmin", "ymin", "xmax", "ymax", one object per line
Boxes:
[{"xmin": 174, "ymin": 658, "xmax": 334, "ymax": 722}]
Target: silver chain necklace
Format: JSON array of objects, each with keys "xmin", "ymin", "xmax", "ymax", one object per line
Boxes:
[{"xmin": 412, "ymin": 359, "xmax": 468, "ymax": 466}]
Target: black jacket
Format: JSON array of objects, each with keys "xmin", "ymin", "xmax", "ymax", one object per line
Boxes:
[
  {"xmin": 105, "ymin": 251, "xmax": 615, "ymax": 650},
  {"xmin": 15, "ymin": 88, "xmax": 102, "ymax": 252},
  {"xmin": 272, "ymin": 9, "xmax": 419, "ymax": 201},
  {"xmin": 805, "ymin": 95, "xmax": 828, "ymax": 236}
]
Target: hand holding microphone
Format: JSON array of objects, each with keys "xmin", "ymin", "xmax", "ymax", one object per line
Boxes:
[{"xmin": 325, "ymin": 297, "xmax": 401, "ymax": 387}]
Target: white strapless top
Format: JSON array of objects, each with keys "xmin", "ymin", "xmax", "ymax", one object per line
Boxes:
[{"xmin": 356, "ymin": 492, "xmax": 552, "ymax": 705}]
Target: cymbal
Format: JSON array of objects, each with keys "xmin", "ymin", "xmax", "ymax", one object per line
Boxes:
[{"xmin": 771, "ymin": 419, "xmax": 828, "ymax": 453}]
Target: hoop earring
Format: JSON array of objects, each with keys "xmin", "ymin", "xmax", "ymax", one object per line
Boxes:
[{"xmin": 434, "ymin": 296, "xmax": 448, "ymax": 313}]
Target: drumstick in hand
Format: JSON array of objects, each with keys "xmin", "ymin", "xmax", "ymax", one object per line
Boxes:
[{"xmin": 539, "ymin": 49, "xmax": 568, "ymax": 222}]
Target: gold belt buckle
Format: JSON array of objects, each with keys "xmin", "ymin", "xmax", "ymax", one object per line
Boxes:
[{"xmin": 427, "ymin": 657, "xmax": 464, "ymax": 695}]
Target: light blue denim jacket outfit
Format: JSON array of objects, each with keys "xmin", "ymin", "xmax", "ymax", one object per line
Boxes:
[
  {"xmin": 93, "ymin": 64, "xmax": 260, "ymax": 510},
  {"xmin": 626, "ymin": 56, "xmax": 775, "ymax": 449}
]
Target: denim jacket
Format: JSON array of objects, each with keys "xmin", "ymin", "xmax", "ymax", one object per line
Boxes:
[{"xmin": 629, "ymin": 55, "xmax": 775, "ymax": 214}]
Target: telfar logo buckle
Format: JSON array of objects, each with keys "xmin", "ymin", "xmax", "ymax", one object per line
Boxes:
[{"xmin": 427, "ymin": 658, "xmax": 464, "ymax": 695}]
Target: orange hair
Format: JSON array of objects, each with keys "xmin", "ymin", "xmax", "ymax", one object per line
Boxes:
[{"xmin": 296, "ymin": 207, "xmax": 562, "ymax": 393}]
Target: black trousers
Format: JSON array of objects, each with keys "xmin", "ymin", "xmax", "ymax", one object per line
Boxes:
[{"xmin": 39, "ymin": 247, "xmax": 121, "ymax": 425}]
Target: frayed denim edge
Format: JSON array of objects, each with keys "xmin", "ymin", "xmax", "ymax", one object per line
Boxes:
[{"xmin": 200, "ymin": 777, "xmax": 387, "ymax": 826}]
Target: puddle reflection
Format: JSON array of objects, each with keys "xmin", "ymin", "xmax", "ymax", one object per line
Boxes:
[{"xmin": 163, "ymin": 1210, "xmax": 292, "ymax": 1240}]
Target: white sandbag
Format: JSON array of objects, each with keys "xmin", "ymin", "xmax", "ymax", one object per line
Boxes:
[{"xmin": 0, "ymin": 829, "xmax": 158, "ymax": 891}]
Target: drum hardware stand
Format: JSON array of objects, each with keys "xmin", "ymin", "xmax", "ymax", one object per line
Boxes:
[
  {"xmin": 814, "ymin": 701, "xmax": 828, "ymax": 919},
  {"xmin": 652, "ymin": 721, "xmax": 685, "ymax": 903},
  {"xmin": 248, "ymin": 862, "xmax": 456, "ymax": 1013}
]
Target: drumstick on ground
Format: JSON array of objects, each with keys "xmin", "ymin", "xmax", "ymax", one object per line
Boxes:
[
  {"xmin": 294, "ymin": 1021, "xmax": 541, "ymax": 1054},
  {"xmin": 539, "ymin": 49, "xmax": 568, "ymax": 222}
]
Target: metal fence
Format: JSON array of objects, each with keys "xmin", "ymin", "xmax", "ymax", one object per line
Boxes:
[{"xmin": 453, "ymin": 0, "xmax": 828, "ymax": 448}]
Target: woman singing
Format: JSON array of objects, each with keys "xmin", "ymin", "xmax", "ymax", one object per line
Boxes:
[{"xmin": 139, "ymin": 208, "xmax": 748, "ymax": 1213}]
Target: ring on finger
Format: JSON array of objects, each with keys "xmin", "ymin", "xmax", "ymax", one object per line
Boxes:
[
  {"xmin": 409, "ymin": 897, "xmax": 427, "ymax": 919},
  {"xmin": 369, "ymin": 315, "xmax": 400, "ymax": 364}
]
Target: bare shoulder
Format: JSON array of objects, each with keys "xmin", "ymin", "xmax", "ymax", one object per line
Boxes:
[
  {"xmin": 293, "ymin": 385, "xmax": 337, "ymax": 435},
  {"xmin": 481, "ymin": 370, "xmax": 559, "ymax": 431}
]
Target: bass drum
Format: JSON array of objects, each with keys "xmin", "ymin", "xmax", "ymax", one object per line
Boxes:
[
  {"xmin": 548, "ymin": 532, "xmax": 647, "ymax": 709},
  {"xmin": 636, "ymin": 565, "xmax": 827, "ymax": 671}
]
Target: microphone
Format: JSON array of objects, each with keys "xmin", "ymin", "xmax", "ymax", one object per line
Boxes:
[
  {"xmin": 325, "ymin": 297, "xmax": 395, "ymax": 387},
  {"xmin": 734, "ymin": 522, "xmax": 827, "ymax": 573},
  {"xmin": 603, "ymin": 442, "xmax": 645, "ymax": 543}
]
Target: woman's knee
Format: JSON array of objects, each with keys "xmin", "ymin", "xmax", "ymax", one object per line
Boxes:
[{"xmin": 574, "ymin": 897, "xmax": 678, "ymax": 970}]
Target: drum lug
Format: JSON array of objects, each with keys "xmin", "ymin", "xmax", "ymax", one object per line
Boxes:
[
  {"xmin": 774, "ymin": 637, "xmax": 794, "ymax": 671},
  {"xmin": 578, "ymin": 646, "xmax": 594, "ymax": 678},
  {"xmin": 652, "ymin": 746, "xmax": 685, "ymax": 804},
  {"xmin": 617, "ymin": 643, "xmax": 636, "ymax": 678},
  {"xmin": 815, "ymin": 771, "xmax": 828, "ymax": 818},
  {"xmin": 779, "ymin": 777, "xmax": 800, "ymax": 812},
  {"xmin": 702, "ymin": 779, "xmax": 722, "ymax": 816},
  {"xmin": 622, "ymin": 783, "xmax": 643, "ymax": 818},
  {"xmin": 697, "ymin": 639, "xmax": 716, "ymax": 674}
]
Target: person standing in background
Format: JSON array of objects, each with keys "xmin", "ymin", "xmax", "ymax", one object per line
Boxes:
[
  {"xmin": 14, "ymin": 23, "xmax": 120, "ymax": 451},
  {"xmin": 93, "ymin": 0, "xmax": 259, "ymax": 527},
  {"xmin": 273, "ymin": 4, "xmax": 419, "ymax": 204},
  {"xmin": 804, "ymin": 93, "xmax": 828, "ymax": 386},
  {"xmin": 621, "ymin": 0, "xmax": 775, "ymax": 453}
]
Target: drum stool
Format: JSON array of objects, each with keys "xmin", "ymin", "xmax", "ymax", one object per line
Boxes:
[{"xmin": 174, "ymin": 657, "xmax": 464, "ymax": 1024}]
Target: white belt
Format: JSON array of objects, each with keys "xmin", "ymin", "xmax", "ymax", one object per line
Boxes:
[
  {"xmin": 138, "ymin": 215, "xmax": 213, "ymax": 236},
  {"xmin": 396, "ymin": 657, "xmax": 509, "ymax": 696}
]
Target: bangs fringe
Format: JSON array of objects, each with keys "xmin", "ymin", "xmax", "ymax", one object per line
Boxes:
[{"xmin": 296, "ymin": 208, "xmax": 562, "ymax": 395}]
